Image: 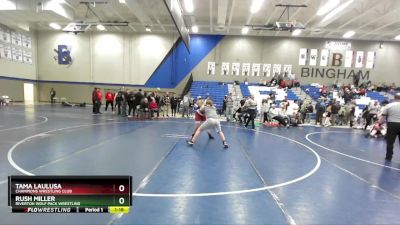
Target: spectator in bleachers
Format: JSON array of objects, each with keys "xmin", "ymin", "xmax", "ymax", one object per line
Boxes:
[
  {"xmin": 225, "ymin": 93, "xmax": 234, "ymax": 122},
  {"xmin": 343, "ymin": 88, "xmax": 353, "ymax": 103}
]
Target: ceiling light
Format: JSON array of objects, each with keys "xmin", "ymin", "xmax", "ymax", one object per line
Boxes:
[
  {"xmin": 250, "ymin": 0, "xmax": 264, "ymax": 14},
  {"xmin": 96, "ymin": 24, "xmax": 105, "ymax": 31},
  {"xmin": 119, "ymin": 0, "xmax": 126, "ymax": 3},
  {"xmin": 292, "ymin": 29, "xmax": 302, "ymax": 36},
  {"xmin": 145, "ymin": 26, "xmax": 151, "ymax": 32},
  {"xmin": 395, "ymin": 35, "xmax": 400, "ymax": 40},
  {"xmin": 0, "ymin": 0, "xmax": 16, "ymax": 10},
  {"xmin": 317, "ymin": 0, "xmax": 340, "ymax": 16},
  {"xmin": 191, "ymin": 25, "xmax": 198, "ymax": 33},
  {"xmin": 322, "ymin": 0, "xmax": 354, "ymax": 23},
  {"xmin": 184, "ymin": 0, "xmax": 194, "ymax": 13},
  {"xmin": 241, "ymin": 27, "xmax": 249, "ymax": 35},
  {"xmin": 49, "ymin": 23, "xmax": 61, "ymax": 30},
  {"xmin": 343, "ymin": 30, "xmax": 355, "ymax": 38}
]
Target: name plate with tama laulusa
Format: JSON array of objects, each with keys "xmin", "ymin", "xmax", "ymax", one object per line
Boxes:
[{"xmin": 8, "ymin": 176, "xmax": 132, "ymax": 213}]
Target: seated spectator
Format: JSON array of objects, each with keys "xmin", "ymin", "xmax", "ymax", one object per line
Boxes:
[{"xmin": 270, "ymin": 104, "xmax": 289, "ymax": 127}]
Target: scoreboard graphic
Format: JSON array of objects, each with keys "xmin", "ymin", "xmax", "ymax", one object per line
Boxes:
[{"xmin": 8, "ymin": 176, "xmax": 132, "ymax": 213}]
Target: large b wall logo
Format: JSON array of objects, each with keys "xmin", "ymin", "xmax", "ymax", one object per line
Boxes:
[
  {"xmin": 299, "ymin": 41, "xmax": 376, "ymax": 81},
  {"xmin": 53, "ymin": 45, "xmax": 72, "ymax": 65}
]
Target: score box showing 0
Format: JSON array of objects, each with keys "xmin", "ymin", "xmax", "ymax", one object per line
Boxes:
[{"xmin": 8, "ymin": 175, "xmax": 132, "ymax": 214}]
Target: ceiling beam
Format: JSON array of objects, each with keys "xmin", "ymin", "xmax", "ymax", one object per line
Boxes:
[
  {"xmin": 141, "ymin": 0, "xmax": 166, "ymax": 33},
  {"xmin": 259, "ymin": 0, "xmax": 284, "ymax": 35},
  {"xmin": 209, "ymin": 0, "xmax": 213, "ymax": 32},
  {"xmin": 323, "ymin": 3, "xmax": 382, "ymax": 37},
  {"xmin": 275, "ymin": 0, "xmax": 311, "ymax": 36},
  {"xmin": 316, "ymin": 0, "xmax": 358, "ymax": 28},
  {"xmin": 359, "ymin": 20, "xmax": 400, "ymax": 38},
  {"xmin": 217, "ymin": 0, "xmax": 229, "ymax": 27},
  {"xmin": 124, "ymin": 0, "xmax": 153, "ymax": 26},
  {"xmin": 106, "ymin": 4, "xmax": 136, "ymax": 32},
  {"xmin": 226, "ymin": 0, "xmax": 236, "ymax": 33}
]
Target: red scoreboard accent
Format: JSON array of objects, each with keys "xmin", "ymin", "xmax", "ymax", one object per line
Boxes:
[{"xmin": 8, "ymin": 176, "xmax": 132, "ymax": 213}]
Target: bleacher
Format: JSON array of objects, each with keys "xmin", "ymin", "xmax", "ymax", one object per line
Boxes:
[
  {"xmin": 240, "ymin": 83, "xmax": 251, "ymax": 97},
  {"xmin": 287, "ymin": 89, "xmax": 299, "ymax": 101},
  {"xmin": 189, "ymin": 81, "xmax": 229, "ymax": 110},
  {"xmin": 301, "ymin": 85, "xmax": 321, "ymax": 101},
  {"xmin": 366, "ymin": 91, "xmax": 386, "ymax": 103}
]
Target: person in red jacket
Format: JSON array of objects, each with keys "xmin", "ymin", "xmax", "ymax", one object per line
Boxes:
[
  {"xmin": 95, "ymin": 88, "xmax": 102, "ymax": 114},
  {"xmin": 149, "ymin": 97, "xmax": 159, "ymax": 118},
  {"xmin": 105, "ymin": 90, "xmax": 114, "ymax": 112}
]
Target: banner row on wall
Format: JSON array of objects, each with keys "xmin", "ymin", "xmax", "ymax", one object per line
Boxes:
[
  {"xmin": 207, "ymin": 62, "xmax": 292, "ymax": 77},
  {"xmin": 0, "ymin": 26, "xmax": 32, "ymax": 64},
  {"xmin": 298, "ymin": 48, "xmax": 376, "ymax": 69}
]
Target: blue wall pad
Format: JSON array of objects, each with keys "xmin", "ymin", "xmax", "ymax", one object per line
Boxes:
[{"xmin": 145, "ymin": 35, "xmax": 224, "ymax": 88}]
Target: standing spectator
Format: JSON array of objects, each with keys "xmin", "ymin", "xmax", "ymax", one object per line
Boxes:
[
  {"xmin": 95, "ymin": 88, "xmax": 102, "ymax": 114},
  {"xmin": 92, "ymin": 87, "xmax": 97, "ymax": 113},
  {"xmin": 315, "ymin": 99, "xmax": 326, "ymax": 125},
  {"xmin": 164, "ymin": 93, "xmax": 171, "ymax": 117},
  {"xmin": 381, "ymin": 93, "xmax": 400, "ymax": 161},
  {"xmin": 349, "ymin": 101, "xmax": 356, "ymax": 127},
  {"xmin": 222, "ymin": 96, "xmax": 227, "ymax": 116},
  {"xmin": 105, "ymin": 90, "xmax": 114, "ymax": 112},
  {"xmin": 133, "ymin": 89, "xmax": 143, "ymax": 117},
  {"xmin": 182, "ymin": 92, "xmax": 191, "ymax": 118},
  {"xmin": 121, "ymin": 89, "xmax": 129, "ymax": 117},
  {"xmin": 353, "ymin": 73, "xmax": 360, "ymax": 87},
  {"xmin": 170, "ymin": 94, "xmax": 178, "ymax": 117},
  {"xmin": 127, "ymin": 90, "xmax": 135, "ymax": 116},
  {"xmin": 114, "ymin": 89, "xmax": 124, "ymax": 115},
  {"xmin": 225, "ymin": 93, "xmax": 234, "ymax": 122},
  {"xmin": 260, "ymin": 99, "xmax": 269, "ymax": 123},
  {"xmin": 331, "ymin": 100, "xmax": 341, "ymax": 126},
  {"xmin": 245, "ymin": 95, "xmax": 257, "ymax": 129},
  {"xmin": 50, "ymin": 88, "xmax": 56, "ymax": 104}
]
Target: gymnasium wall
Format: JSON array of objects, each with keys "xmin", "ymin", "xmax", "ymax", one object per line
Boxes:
[
  {"xmin": 0, "ymin": 29, "xmax": 37, "ymax": 101},
  {"xmin": 191, "ymin": 36, "xmax": 400, "ymax": 85}
]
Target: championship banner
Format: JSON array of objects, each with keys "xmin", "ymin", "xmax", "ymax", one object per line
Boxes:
[
  {"xmin": 242, "ymin": 63, "xmax": 250, "ymax": 76},
  {"xmin": 309, "ymin": 49, "xmax": 318, "ymax": 66},
  {"xmin": 263, "ymin": 64, "xmax": 271, "ymax": 77},
  {"xmin": 221, "ymin": 62, "xmax": 230, "ymax": 75},
  {"xmin": 344, "ymin": 50, "xmax": 354, "ymax": 68},
  {"xmin": 11, "ymin": 31, "xmax": 22, "ymax": 46},
  {"xmin": 207, "ymin": 62, "xmax": 215, "ymax": 75},
  {"xmin": 366, "ymin": 51, "xmax": 376, "ymax": 69},
  {"xmin": 22, "ymin": 35, "xmax": 32, "ymax": 49},
  {"xmin": 320, "ymin": 49, "xmax": 329, "ymax": 67},
  {"xmin": 232, "ymin": 63, "xmax": 240, "ymax": 76},
  {"xmin": 11, "ymin": 47, "xmax": 22, "ymax": 62},
  {"xmin": 298, "ymin": 48, "xmax": 308, "ymax": 66},
  {"xmin": 283, "ymin": 64, "xmax": 292, "ymax": 75},
  {"xmin": 23, "ymin": 50, "xmax": 32, "ymax": 64},
  {"xmin": 0, "ymin": 44, "xmax": 12, "ymax": 60},
  {"xmin": 0, "ymin": 27, "xmax": 11, "ymax": 43},
  {"xmin": 252, "ymin": 63, "xmax": 260, "ymax": 76},
  {"xmin": 355, "ymin": 51, "xmax": 364, "ymax": 68},
  {"xmin": 272, "ymin": 64, "xmax": 281, "ymax": 75}
]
